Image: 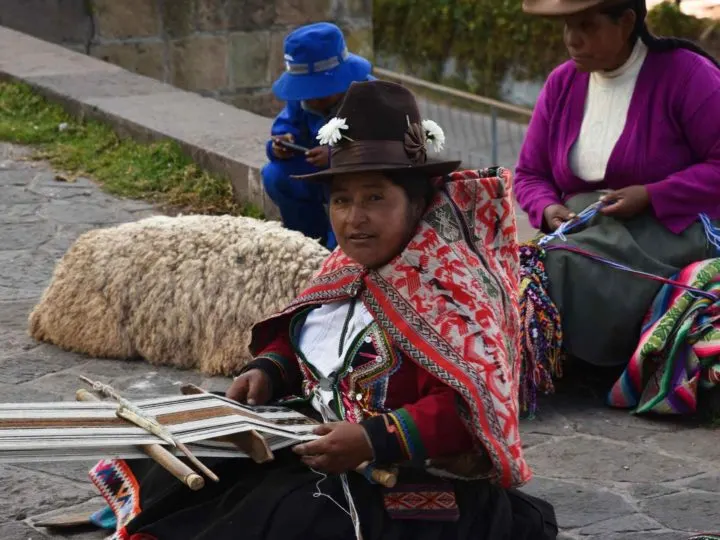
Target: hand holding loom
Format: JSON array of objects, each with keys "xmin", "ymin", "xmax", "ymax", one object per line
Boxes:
[
  {"xmin": 181, "ymin": 384, "xmax": 398, "ymax": 488},
  {"xmin": 293, "ymin": 422, "xmax": 374, "ymax": 473}
]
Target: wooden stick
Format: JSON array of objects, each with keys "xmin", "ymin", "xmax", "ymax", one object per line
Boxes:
[
  {"xmin": 79, "ymin": 376, "xmax": 220, "ymax": 483},
  {"xmin": 179, "ymin": 384, "xmax": 399, "ymax": 488},
  {"xmin": 75, "ymin": 389, "xmax": 205, "ymax": 491},
  {"xmin": 81, "ymin": 376, "xmax": 176, "ymax": 446},
  {"xmin": 175, "ymin": 441, "xmax": 220, "ymax": 482},
  {"xmin": 180, "ymin": 384, "xmax": 274, "ymax": 463},
  {"xmin": 356, "ymin": 462, "xmax": 398, "ymax": 488}
]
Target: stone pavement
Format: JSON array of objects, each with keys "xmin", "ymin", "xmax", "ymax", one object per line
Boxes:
[{"xmin": 0, "ymin": 142, "xmax": 718, "ymax": 539}]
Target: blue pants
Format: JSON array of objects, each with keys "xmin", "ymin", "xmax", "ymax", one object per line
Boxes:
[{"xmin": 261, "ymin": 157, "xmax": 336, "ymax": 249}]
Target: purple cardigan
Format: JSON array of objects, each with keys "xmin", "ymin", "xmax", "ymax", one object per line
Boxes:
[{"xmin": 515, "ymin": 49, "xmax": 720, "ymax": 233}]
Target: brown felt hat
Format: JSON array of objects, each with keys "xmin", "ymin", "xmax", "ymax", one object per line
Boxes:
[
  {"xmin": 294, "ymin": 80, "xmax": 461, "ymax": 182},
  {"xmin": 523, "ymin": 0, "xmax": 630, "ymax": 16}
]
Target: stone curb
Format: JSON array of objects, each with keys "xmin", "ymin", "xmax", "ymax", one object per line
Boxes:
[
  {"xmin": 0, "ymin": 25, "xmax": 537, "ymax": 240},
  {"xmin": 0, "ymin": 26, "xmax": 280, "ymax": 219}
]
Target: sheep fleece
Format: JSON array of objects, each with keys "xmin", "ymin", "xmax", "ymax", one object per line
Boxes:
[{"xmin": 28, "ymin": 215, "xmax": 329, "ymax": 375}]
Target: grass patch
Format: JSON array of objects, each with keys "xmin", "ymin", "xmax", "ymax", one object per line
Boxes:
[{"xmin": 0, "ymin": 81, "xmax": 263, "ymax": 218}]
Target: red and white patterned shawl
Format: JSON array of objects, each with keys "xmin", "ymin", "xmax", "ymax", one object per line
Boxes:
[{"xmin": 250, "ymin": 168, "xmax": 531, "ymax": 488}]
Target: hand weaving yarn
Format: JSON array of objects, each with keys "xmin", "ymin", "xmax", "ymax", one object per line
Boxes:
[{"xmin": 519, "ymin": 203, "xmax": 720, "ymax": 418}]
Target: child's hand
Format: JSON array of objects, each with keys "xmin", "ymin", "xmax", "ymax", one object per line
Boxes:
[
  {"xmin": 271, "ymin": 133, "xmax": 295, "ymax": 159},
  {"xmin": 306, "ymin": 146, "xmax": 329, "ymax": 168}
]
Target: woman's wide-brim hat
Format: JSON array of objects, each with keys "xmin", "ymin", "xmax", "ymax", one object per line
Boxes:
[
  {"xmin": 523, "ymin": 0, "xmax": 633, "ymax": 16},
  {"xmin": 272, "ymin": 22, "xmax": 373, "ymax": 102},
  {"xmin": 294, "ymin": 80, "xmax": 461, "ymax": 182}
]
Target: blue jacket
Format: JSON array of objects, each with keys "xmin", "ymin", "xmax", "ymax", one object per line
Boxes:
[{"xmin": 266, "ymin": 75, "xmax": 376, "ymax": 162}]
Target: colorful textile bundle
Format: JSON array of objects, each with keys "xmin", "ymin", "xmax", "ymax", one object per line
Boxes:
[
  {"xmin": 518, "ymin": 243, "xmax": 563, "ymax": 418},
  {"xmin": 608, "ymin": 258, "xmax": 720, "ymax": 415}
]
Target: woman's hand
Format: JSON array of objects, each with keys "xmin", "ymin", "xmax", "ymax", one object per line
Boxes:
[
  {"xmin": 293, "ymin": 422, "xmax": 374, "ymax": 474},
  {"xmin": 599, "ymin": 186, "xmax": 650, "ymax": 218},
  {"xmin": 226, "ymin": 369, "xmax": 272, "ymax": 405},
  {"xmin": 543, "ymin": 204, "xmax": 576, "ymax": 232}
]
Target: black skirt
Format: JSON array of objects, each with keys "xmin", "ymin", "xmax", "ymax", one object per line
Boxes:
[
  {"xmin": 544, "ymin": 192, "xmax": 717, "ymax": 366},
  {"xmin": 121, "ymin": 451, "xmax": 557, "ymax": 540}
]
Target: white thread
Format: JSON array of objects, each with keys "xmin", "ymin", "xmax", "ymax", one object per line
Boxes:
[
  {"xmin": 341, "ymin": 472, "xmax": 364, "ymax": 540},
  {"xmin": 700, "ymin": 213, "xmax": 720, "ymax": 252},
  {"xmin": 310, "ymin": 388, "xmax": 363, "ymax": 540},
  {"xmin": 310, "ymin": 467, "xmax": 353, "ymax": 517}
]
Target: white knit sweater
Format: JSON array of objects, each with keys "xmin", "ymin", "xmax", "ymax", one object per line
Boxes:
[{"xmin": 569, "ymin": 41, "xmax": 649, "ymax": 182}]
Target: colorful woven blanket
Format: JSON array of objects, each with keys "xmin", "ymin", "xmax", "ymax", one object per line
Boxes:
[{"xmin": 608, "ymin": 258, "xmax": 720, "ymax": 414}]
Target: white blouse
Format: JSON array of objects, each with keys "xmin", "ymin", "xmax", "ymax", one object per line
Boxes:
[
  {"xmin": 569, "ymin": 40, "xmax": 648, "ymax": 182},
  {"xmin": 297, "ymin": 300, "xmax": 374, "ymax": 419}
]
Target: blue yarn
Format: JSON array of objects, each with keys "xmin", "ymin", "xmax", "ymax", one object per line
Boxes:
[
  {"xmin": 537, "ymin": 201, "xmax": 605, "ymax": 246},
  {"xmin": 700, "ymin": 213, "xmax": 720, "ymax": 255},
  {"xmin": 539, "ymin": 203, "xmax": 719, "ymax": 257}
]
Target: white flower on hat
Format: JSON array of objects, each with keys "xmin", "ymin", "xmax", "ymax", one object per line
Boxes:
[
  {"xmin": 317, "ymin": 117, "xmax": 349, "ymax": 146},
  {"xmin": 422, "ymin": 119, "xmax": 445, "ymax": 152}
]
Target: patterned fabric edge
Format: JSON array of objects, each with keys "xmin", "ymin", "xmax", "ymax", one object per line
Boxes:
[
  {"xmin": 382, "ymin": 483, "xmax": 460, "ymax": 521},
  {"xmin": 387, "ymin": 408, "xmax": 426, "ymax": 461},
  {"xmin": 255, "ymin": 353, "xmax": 288, "ymax": 379},
  {"xmin": 89, "ymin": 459, "xmax": 141, "ymax": 540}
]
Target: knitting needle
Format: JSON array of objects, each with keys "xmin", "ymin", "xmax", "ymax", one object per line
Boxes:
[
  {"xmin": 79, "ymin": 376, "xmax": 220, "ymax": 483},
  {"xmin": 75, "ymin": 388, "xmax": 205, "ymax": 491}
]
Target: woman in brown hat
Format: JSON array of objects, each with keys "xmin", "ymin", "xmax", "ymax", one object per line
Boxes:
[
  {"xmin": 514, "ymin": 0, "xmax": 719, "ymax": 386},
  {"xmin": 87, "ymin": 80, "xmax": 557, "ymax": 540}
]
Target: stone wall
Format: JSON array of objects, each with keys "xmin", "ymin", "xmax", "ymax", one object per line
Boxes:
[{"xmin": 0, "ymin": 0, "xmax": 373, "ymax": 117}]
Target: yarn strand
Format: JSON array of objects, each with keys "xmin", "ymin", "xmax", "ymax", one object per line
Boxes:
[
  {"xmin": 700, "ymin": 213, "xmax": 720, "ymax": 255},
  {"xmin": 518, "ymin": 244, "xmax": 563, "ymax": 418},
  {"xmin": 520, "ymin": 204, "xmax": 719, "ymax": 417}
]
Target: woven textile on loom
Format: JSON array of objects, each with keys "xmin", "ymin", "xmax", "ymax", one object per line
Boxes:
[
  {"xmin": 0, "ymin": 394, "xmax": 319, "ymax": 463},
  {"xmin": 608, "ymin": 258, "xmax": 720, "ymax": 414}
]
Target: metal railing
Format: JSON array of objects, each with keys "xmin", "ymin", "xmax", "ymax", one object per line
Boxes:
[{"xmin": 374, "ymin": 67, "xmax": 534, "ymax": 170}]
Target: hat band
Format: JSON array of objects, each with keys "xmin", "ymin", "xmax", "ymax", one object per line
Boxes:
[
  {"xmin": 330, "ymin": 140, "xmax": 425, "ymax": 168},
  {"xmin": 285, "ymin": 48, "xmax": 350, "ymax": 75}
]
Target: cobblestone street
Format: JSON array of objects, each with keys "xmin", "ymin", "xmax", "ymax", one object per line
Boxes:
[{"xmin": 0, "ymin": 142, "xmax": 718, "ymax": 539}]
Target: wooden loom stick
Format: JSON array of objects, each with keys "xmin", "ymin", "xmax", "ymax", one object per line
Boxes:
[
  {"xmin": 75, "ymin": 389, "xmax": 205, "ymax": 491},
  {"xmin": 357, "ymin": 461, "xmax": 398, "ymax": 489},
  {"xmin": 180, "ymin": 384, "xmax": 274, "ymax": 463},
  {"xmin": 79, "ymin": 376, "xmax": 220, "ymax": 483},
  {"xmin": 180, "ymin": 384, "xmax": 398, "ymax": 488}
]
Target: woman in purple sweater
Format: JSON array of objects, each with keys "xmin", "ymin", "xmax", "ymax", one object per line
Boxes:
[{"xmin": 515, "ymin": 0, "xmax": 719, "ymax": 367}]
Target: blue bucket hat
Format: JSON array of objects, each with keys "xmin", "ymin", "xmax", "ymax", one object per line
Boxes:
[{"xmin": 272, "ymin": 22, "xmax": 372, "ymax": 102}]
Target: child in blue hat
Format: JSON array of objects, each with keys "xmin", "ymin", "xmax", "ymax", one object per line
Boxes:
[{"xmin": 262, "ymin": 22, "xmax": 373, "ymax": 249}]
